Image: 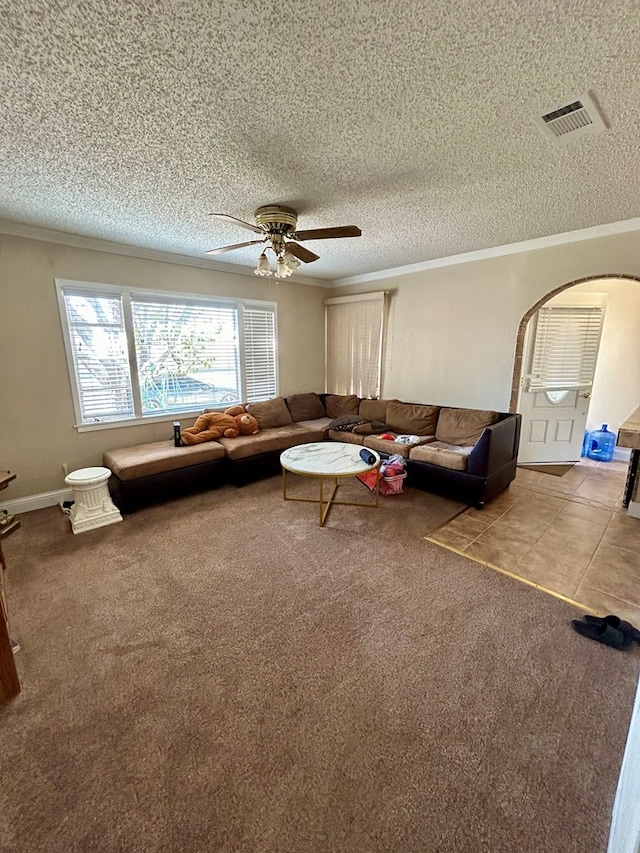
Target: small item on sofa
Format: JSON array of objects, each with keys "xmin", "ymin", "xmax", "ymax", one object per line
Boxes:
[
  {"xmin": 329, "ymin": 414, "xmax": 368, "ymax": 432},
  {"xmin": 173, "ymin": 421, "xmax": 181, "ymax": 448},
  {"xmin": 395, "ymin": 434, "xmax": 420, "ymax": 445},
  {"xmin": 378, "ymin": 433, "xmax": 395, "ymax": 440}
]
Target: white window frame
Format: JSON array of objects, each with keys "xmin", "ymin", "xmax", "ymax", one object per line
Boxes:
[{"xmin": 55, "ymin": 279, "xmax": 278, "ymax": 432}]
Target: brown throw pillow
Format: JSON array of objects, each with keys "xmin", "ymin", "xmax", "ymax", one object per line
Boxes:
[
  {"xmin": 325, "ymin": 394, "xmax": 360, "ymax": 419},
  {"xmin": 246, "ymin": 397, "xmax": 292, "ymax": 429},
  {"xmin": 386, "ymin": 402, "xmax": 440, "ymax": 436},
  {"xmin": 436, "ymin": 408, "xmax": 498, "ymax": 446},
  {"xmin": 286, "ymin": 393, "xmax": 326, "ymax": 422}
]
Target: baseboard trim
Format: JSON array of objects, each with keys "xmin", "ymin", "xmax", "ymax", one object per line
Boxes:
[{"xmin": 0, "ymin": 488, "xmax": 74, "ymax": 515}]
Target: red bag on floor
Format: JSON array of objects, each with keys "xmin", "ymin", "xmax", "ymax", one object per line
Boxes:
[{"xmin": 357, "ymin": 469, "xmax": 381, "ymax": 491}]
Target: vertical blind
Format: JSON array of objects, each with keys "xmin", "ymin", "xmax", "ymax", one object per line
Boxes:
[
  {"xmin": 527, "ymin": 306, "xmax": 605, "ymax": 392},
  {"xmin": 325, "ymin": 292, "xmax": 386, "ymax": 398}
]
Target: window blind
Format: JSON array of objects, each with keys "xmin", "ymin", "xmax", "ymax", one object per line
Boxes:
[
  {"xmin": 131, "ymin": 297, "xmax": 240, "ymax": 415},
  {"xmin": 58, "ymin": 281, "xmax": 278, "ymax": 426},
  {"xmin": 325, "ymin": 293, "xmax": 385, "ymax": 398},
  {"xmin": 243, "ymin": 305, "xmax": 277, "ymax": 401},
  {"xmin": 63, "ymin": 292, "xmax": 135, "ymax": 422},
  {"xmin": 527, "ymin": 306, "xmax": 605, "ymax": 392}
]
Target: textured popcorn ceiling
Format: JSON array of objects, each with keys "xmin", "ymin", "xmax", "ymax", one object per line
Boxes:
[{"xmin": 1, "ymin": 0, "xmax": 639, "ymax": 281}]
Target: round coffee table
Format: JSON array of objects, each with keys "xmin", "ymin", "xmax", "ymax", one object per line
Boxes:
[{"xmin": 280, "ymin": 442, "xmax": 380, "ymax": 527}]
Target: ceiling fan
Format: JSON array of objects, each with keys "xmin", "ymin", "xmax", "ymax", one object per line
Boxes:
[{"xmin": 206, "ymin": 205, "xmax": 361, "ymax": 278}]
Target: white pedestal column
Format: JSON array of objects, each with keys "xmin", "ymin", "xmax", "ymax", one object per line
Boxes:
[{"xmin": 64, "ymin": 467, "xmax": 123, "ymax": 534}]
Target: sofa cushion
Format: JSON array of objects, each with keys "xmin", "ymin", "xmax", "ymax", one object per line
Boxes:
[
  {"xmin": 325, "ymin": 394, "xmax": 360, "ymax": 418},
  {"xmin": 217, "ymin": 423, "xmax": 323, "ymax": 461},
  {"xmin": 246, "ymin": 396, "xmax": 292, "ymax": 429},
  {"xmin": 409, "ymin": 441, "xmax": 474, "ymax": 471},
  {"xmin": 386, "ymin": 402, "xmax": 440, "ymax": 436},
  {"xmin": 363, "ymin": 435, "xmax": 412, "ymax": 458},
  {"xmin": 104, "ymin": 440, "xmax": 225, "ymax": 481},
  {"xmin": 436, "ymin": 408, "xmax": 498, "ymax": 446},
  {"xmin": 296, "ymin": 416, "xmax": 332, "ymax": 437},
  {"xmin": 327, "ymin": 429, "xmax": 365, "ymax": 446},
  {"xmin": 358, "ymin": 398, "xmax": 395, "ymax": 422},
  {"xmin": 286, "ymin": 392, "xmax": 325, "ymax": 422},
  {"xmin": 328, "ymin": 415, "xmax": 368, "ymax": 432}
]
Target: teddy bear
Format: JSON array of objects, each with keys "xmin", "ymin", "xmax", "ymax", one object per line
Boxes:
[
  {"xmin": 221, "ymin": 404, "xmax": 259, "ymax": 436},
  {"xmin": 233, "ymin": 412, "xmax": 259, "ymax": 435},
  {"xmin": 180, "ymin": 412, "xmax": 239, "ymax": 444},
  {"xmin": 180, "ymin": 406, "xmax": 259, "ymax": 445}
]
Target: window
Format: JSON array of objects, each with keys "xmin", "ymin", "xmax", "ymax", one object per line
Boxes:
[
  {"xmin": 325, "ymin": 292, "xmax": 386, "ymax": 398},
  {"xmin": 526, "ymin": 305, "xmax": 605, "ymax": 393},
  {"xmin": 56, "ymin": 280, "xmax": 277, "ymax": 428}
]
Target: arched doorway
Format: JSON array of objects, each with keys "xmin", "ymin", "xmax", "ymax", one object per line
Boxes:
[{"xmin": 510, "ymin": 274, "xmax": 640, "ymax": 463}]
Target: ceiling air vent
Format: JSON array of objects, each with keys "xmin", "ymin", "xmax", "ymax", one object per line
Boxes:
[{"xmin": 534, "ymin": 92, "xmax": 607, "ymax": 143}]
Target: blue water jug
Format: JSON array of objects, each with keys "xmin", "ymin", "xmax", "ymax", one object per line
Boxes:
[
  {"xmin": 581, "ymin": 430, "xmax": 589, "ymax": 458},
  {"xmin": 586, "ymin": 424, "xmax": 616, "ymax": 462}
]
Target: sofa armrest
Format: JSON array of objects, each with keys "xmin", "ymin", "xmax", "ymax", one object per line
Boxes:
[{"xmin": 466, "ymin": 414, "xmax": 521, "ymax": 477}]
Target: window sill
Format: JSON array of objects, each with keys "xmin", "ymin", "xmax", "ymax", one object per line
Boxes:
[{"xmin": 75, "ymin": 409, "xmax": 207, "ymax": 433}]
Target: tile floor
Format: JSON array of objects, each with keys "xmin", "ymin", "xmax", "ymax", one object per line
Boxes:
[{"xmin": 428, "ymin": 457, "xmax": 640, "ymax": 623}]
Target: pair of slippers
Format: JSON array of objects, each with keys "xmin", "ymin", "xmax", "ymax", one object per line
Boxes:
[{"xmin": 571, "ymin": 614, "xmax": 640, "ymax": 650}]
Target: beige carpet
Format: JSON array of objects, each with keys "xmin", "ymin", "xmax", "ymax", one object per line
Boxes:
[
  {"xmin": 518, "ymin": 462, "xmax": 576, "ymax": 476},
  {"xmin": 1, "ymin": 477, "xmax": 638, "ymax": 853}
]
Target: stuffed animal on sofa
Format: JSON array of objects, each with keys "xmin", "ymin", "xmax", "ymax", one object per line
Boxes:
[
  {"xmin": 180, "ymin": 412, "xmax": 239, "ymax": 444},
  {"xmin": 233, "ymin": 412, "xmax": 259, "ymax": 436},
  {"xmin": 180, "ymin": 406, "xmax": 260, "ymax": 445}
]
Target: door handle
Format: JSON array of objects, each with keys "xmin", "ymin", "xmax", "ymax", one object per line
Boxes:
[{"xmin": 581, "ymin": 391, "xmax": 592, "ymax": 399}]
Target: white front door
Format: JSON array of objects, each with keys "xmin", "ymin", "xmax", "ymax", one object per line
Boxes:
[
  {"xmin": 517, "ymin": 303, "xmax": 605, "ymax": 464},
  {"xmin": 518, "ymin": 388, "xmax": 591, "ymax": 463}
]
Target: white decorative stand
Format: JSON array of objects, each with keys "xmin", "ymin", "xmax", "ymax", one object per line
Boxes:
[{"xmin": 64, "ymin": 467, "xmax": 123, "ymax": 534}]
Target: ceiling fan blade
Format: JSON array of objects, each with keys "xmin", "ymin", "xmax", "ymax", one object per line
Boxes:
[
  {"xmin": 293, "ymin": 225, "xmax": 361, "ymax": 241},
  {"xmin": 208, "ymin": 213, "xmax": 264, "ymax": 235},
  {"xmin": 286, "ymin": 242, "xmax": 320, "ymax": 263},
  {"xmin": 205, "ymin": 239, "xmax": 265, "ymax": 256}
]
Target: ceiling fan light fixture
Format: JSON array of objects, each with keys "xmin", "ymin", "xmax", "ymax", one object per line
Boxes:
[
  {"xmin": 282, "ymin": 251, "xmax": 300, "ymax": 273},
  {"xmin": 254, "ymin": 252, "xmax": 272, "ymax": 277},
  {"xmin": 275, "ymin": 256, "xmax": 289, "ymax": 279}
]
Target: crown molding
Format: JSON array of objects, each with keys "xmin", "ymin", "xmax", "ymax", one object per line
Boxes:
[
  {"xmin": 3, "ymin": 215, "xmax": 640, "ymax": 290},
  {"xmin": 0, "ymin": 219, "xmax": 331, "ymax": 288},
  {"xmin": 333, "ymin": 217, "xmax": 640, "ymax": 287}
]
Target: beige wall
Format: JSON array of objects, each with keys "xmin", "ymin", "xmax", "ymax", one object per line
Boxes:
[
  {"xmin": 334, "ymin": 230, "xmax": 640, "ymax": 411},
  {"xmin": 4, "ymin": 227, "xmax": 640, "ymax": 500},
  {"xmin": 543, "ymin": 279, "xmax": 640, "ymax": 437},
  {"xmin": 0, "ymin": 235, "xmax": 326, "ymax": 499}
]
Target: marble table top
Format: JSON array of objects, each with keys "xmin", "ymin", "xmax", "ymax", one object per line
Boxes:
[{"xmin": 280, "ymin": 442, "xmax": 380, "ymax": 476}]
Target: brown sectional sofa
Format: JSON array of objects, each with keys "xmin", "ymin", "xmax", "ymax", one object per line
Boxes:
[{"xmin": 104, "ymin": 393, "xmax": 521, "ymax": 512}]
